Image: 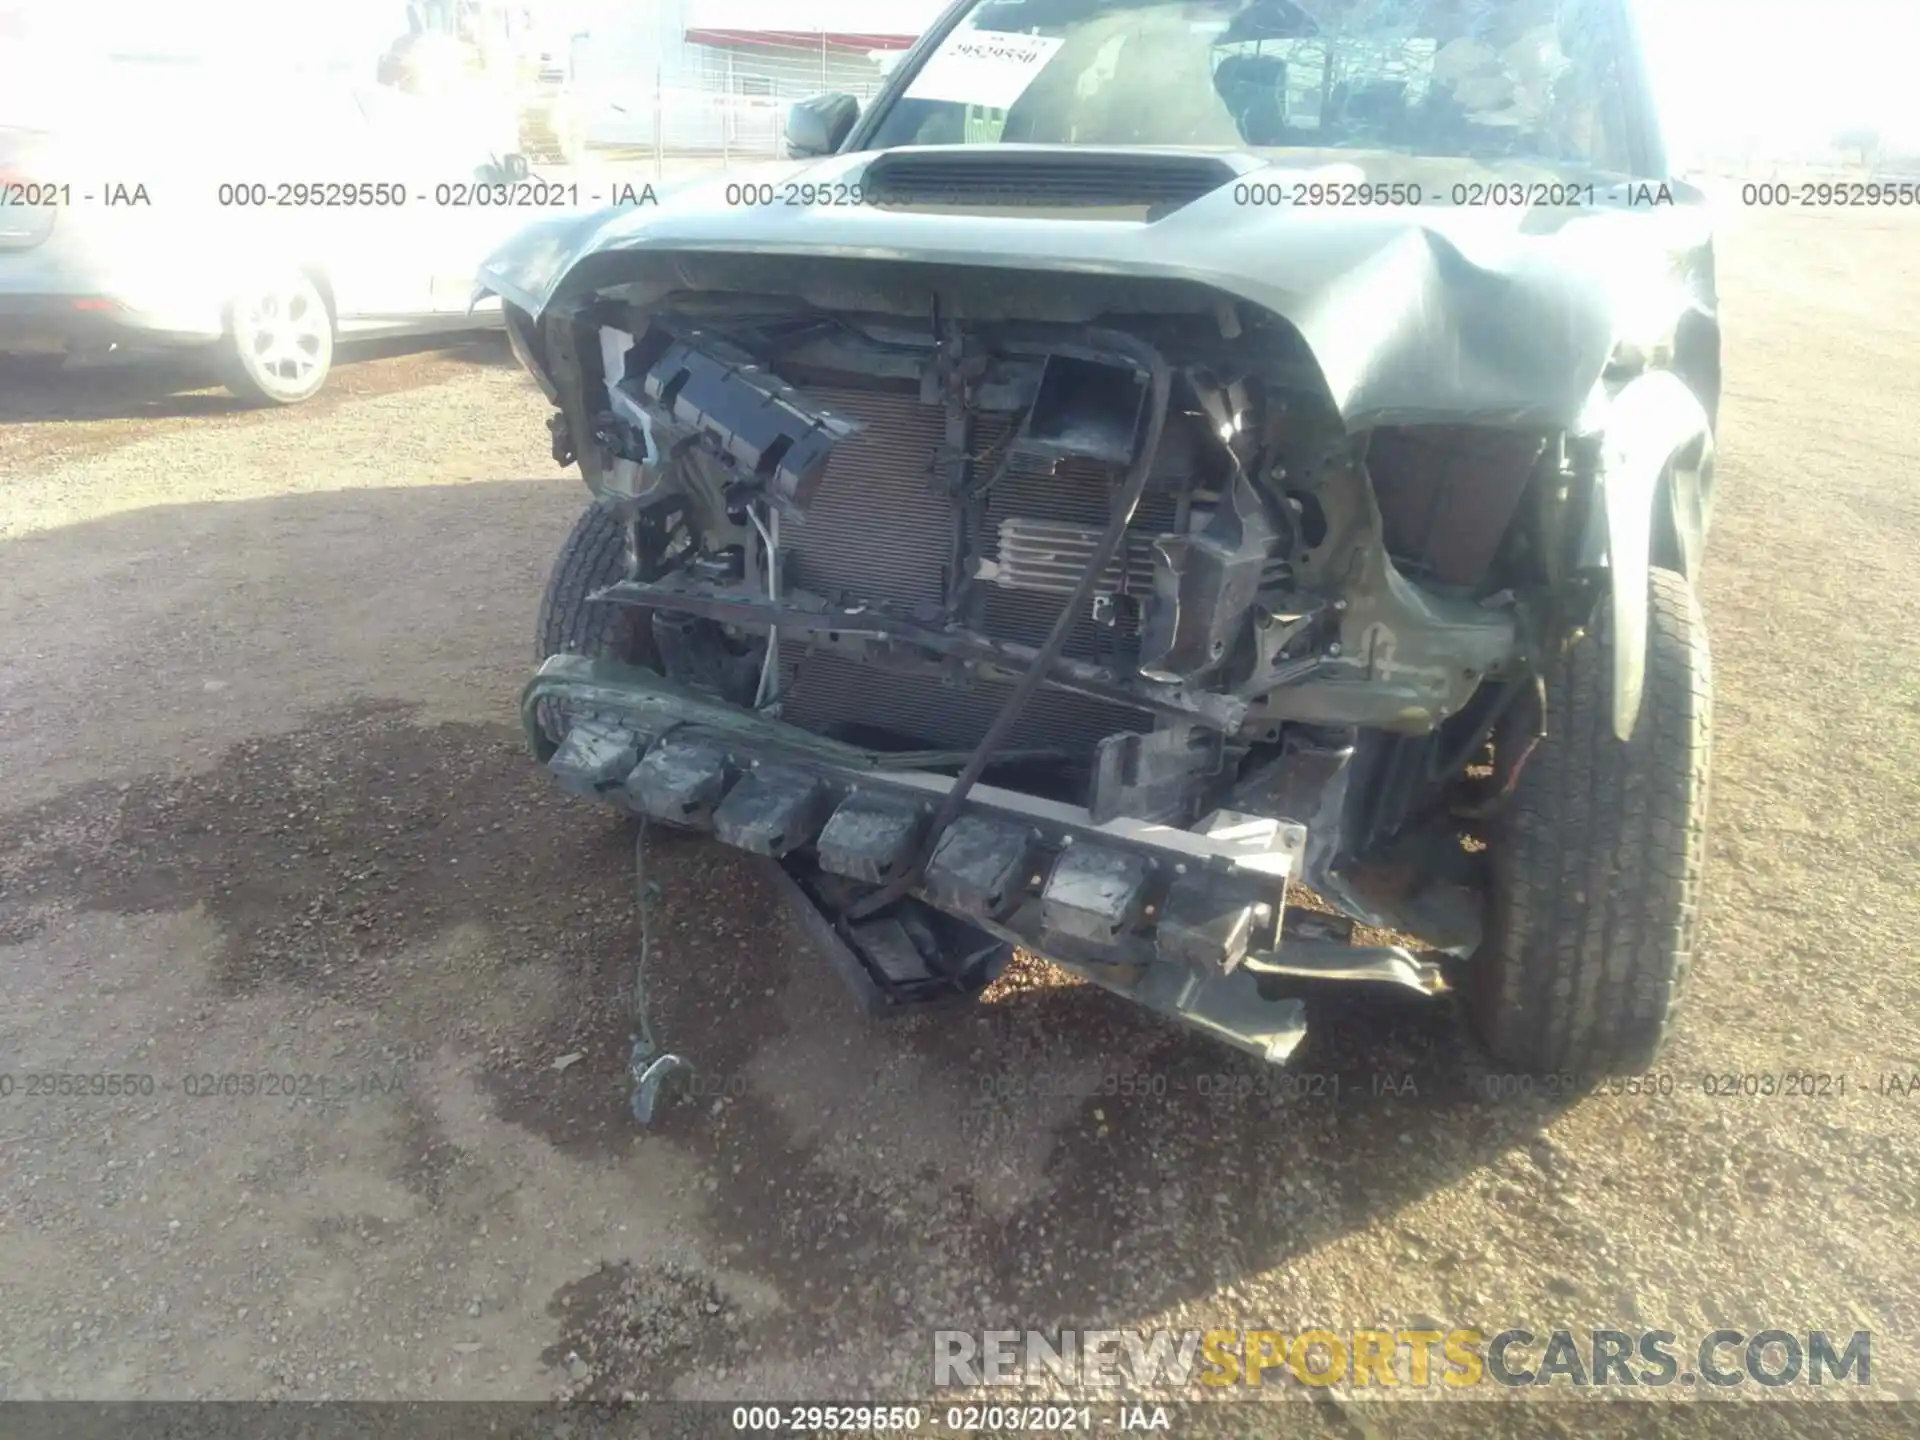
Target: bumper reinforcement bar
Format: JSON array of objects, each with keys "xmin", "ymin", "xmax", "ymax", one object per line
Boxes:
[{"xmin": 524, "ymin": 655, "xmax": 1441, "ymax": 1064}]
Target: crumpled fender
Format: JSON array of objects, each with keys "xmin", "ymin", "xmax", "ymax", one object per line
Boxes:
[{"xmin": 1594, "ymin": 370, "xmax": 1714, "ymax": 740}]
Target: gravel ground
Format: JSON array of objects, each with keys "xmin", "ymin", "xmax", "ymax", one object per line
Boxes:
[{"xmin": 0, "ymin": 206, "xmax": 1916, "ymax": 1431}]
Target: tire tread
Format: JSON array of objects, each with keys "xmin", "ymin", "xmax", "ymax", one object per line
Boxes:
[
  {"xmin": 535, "ymin": 504, "xmax": 655, "ymax": 667},
  {"xmin": 1474, "ymin": 567, "xmax": 1712, "ymax": 1074}
]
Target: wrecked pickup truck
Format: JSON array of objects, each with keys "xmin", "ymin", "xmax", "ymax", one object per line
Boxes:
[{"xmin": 479, "ymin": 0, "xmax": 1717, "ymax": 1076}]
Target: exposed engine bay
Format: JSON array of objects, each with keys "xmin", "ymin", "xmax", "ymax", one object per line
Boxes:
[
  {"xmin": 587, "ymin": 298, "xmax": 1529, "ymax": 766},
  {"xmin": 512, "ymin": 282, "xmax": 1597, "ymax": 1060}
]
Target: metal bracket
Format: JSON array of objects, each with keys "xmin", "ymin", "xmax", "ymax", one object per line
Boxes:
[{"xmin": 627, "ymin": 1043, "xmax": 689, "ymax": 1126}]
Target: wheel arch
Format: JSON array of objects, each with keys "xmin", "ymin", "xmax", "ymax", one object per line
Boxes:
[
  {"xmin": 220, "ymin": 264, "xmax": 339, "ymax": 340},
  {"xmin": 1586, "ymin": 370, "xmax": 1715, "ymax": 743},
  {"xmin": 299, "ymin": 265, "xmax": 339, "ymax": 332}
]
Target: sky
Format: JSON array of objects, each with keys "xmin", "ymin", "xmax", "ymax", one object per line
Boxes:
[{"xmin": 1633, "ymin": 0, "xmax": 1920, "ymax": 157}]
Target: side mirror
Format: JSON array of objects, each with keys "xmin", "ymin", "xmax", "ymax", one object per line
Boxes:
[
  {"xmin": 786, "ymin": 92, "xmax": 859, "ymax": 159},
  {"xmin": 478, "ymin": 152, "xmax": 532, "ymax": 184}
]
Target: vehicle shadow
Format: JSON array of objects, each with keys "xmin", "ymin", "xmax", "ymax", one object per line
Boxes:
[
  {"xmin": 0, "ymin": 330, "xmax": 512, "ymax": 425},
  {"xmin": 0, "ymin": 478, "xmax": 1589, "ymax": 1403}
]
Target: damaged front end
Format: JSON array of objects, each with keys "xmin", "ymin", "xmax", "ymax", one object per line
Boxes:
[{"xmin": 505, "ymin": 258, "xmax": 1588, "ymax": 1064}]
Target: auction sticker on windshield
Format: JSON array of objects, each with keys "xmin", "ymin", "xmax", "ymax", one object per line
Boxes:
[{"xmin": 903, "ymin": 30, "xmax": 1065, "ymax": 110}]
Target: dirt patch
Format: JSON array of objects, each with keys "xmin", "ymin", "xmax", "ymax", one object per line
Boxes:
[
  {"xmin": 542, "ymin": 1261, "xmax": 746, "ymax": 1402},
  {"xmin": 0, "ymin": 704, "xmax": 1545, "ymax": 1398}
]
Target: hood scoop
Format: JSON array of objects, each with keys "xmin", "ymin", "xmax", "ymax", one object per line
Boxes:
[{"xmin": 860, "ymin": 148, "xmax": 1238, "ymax": 218}]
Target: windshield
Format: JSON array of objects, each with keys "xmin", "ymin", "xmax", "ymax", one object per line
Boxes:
[{"xmin": 864, "ymin": 0, "xmax": 1644, "ymax": 174}]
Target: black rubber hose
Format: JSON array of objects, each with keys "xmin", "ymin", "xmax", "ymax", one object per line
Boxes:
[{"xmin": 845, "ymin": 330, "xmax": 1175, "ymax": 921}]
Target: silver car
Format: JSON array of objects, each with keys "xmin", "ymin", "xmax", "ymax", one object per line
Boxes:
[{"xmin": 0, "ymin": 52, "xmax": 535, "ymax": 403}]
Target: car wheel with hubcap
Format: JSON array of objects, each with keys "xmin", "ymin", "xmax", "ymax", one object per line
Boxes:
[
  {"xmin": 223, "ymin": 273, "xmax": 334, "ymax": 405},
  {"xmin": 1469, "ymin": 567, "xmax": 1712, "ymax": 1076}
]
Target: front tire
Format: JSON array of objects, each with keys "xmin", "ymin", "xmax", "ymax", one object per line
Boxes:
[
  {"xmin": 537, "ymin": 504, "xmax": 692, "ymax": 833},
  {"xmin": 223, "ymin": 272, "xmax": 334, "ymax": 405},
  {"xmin": 1469, "ymin": 567, "xmax": 1712, "ymax": 1075},
  {"xmin": 536, "ymin": 503, "xmax": 659, "ymax": 670}
]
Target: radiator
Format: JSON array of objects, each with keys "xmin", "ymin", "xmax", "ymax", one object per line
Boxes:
[{"xmin": 781, "ymin": 386, "xmax": 1174, "ymax": 755}]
